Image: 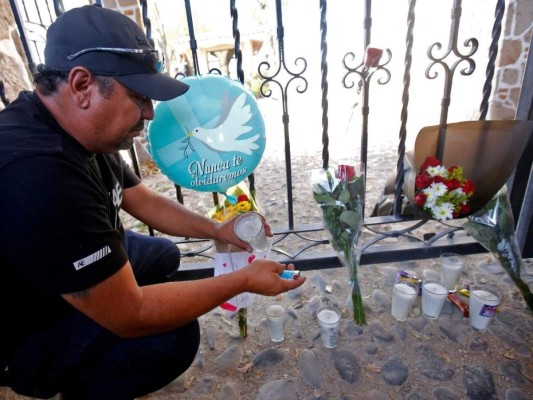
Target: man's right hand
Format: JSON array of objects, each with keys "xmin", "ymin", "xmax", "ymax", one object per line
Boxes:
[{"xmin": 238, "ymin": 259, "xmax": 306, "ymax": 296}]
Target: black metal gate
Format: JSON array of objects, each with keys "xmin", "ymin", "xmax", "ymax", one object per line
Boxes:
[{"xmin": 8, "ymin": 0, "xmax": 533, "ymax": 279}]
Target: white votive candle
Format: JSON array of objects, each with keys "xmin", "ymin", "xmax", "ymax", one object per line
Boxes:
[
  {"xmin": 391, "ymin": 282, "xmax": 418, "ymax": 321},
  {"xmin": 265, "ymin": 304, "xmax": 286, "ymax": 342},
  {"xmin": 316, "ymin": 306, "xmax": 341, "ymax": 349},
  {"xmin": 469, "ymin": 286, "xmax": 500, "ymax": 331},
  {"xmin": 421, "ymin": 280, "xmax": 448, "ymax": 319}
]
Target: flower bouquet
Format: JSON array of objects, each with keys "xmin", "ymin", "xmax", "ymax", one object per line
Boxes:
[
  {"xmin": 311, "ymin": 164, "xmax": 367, "ymax": 325},
  {"xmin": 378, "ymin": 121, "xmax": 533, "ymax": 312},
  {"xmin": 463, "ymin": 188, "xmax": 533, "ymax": 312},
  {"xmin": 208, "ymin": 181, "xmax": 269, "ymax": 337},
  {"xmin": 414, "ymin": 156, "xmax": 475, "ymax": 221}
]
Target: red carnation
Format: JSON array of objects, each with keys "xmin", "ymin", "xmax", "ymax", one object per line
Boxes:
[
  {"xmin": 420, "ymin": 156, "xmax": 441, "ymax": 172},
  {"xmin": 415, "ymin": 192, "xmax": 427, "ymax": 206},
  {"xmin": 445, "ymin": 178, "xmax": 461, "ymax": 191},
  {"xmin": 415, "ymin": 172, "xmax": 431, "ymax": 189},
  {"xmin": 462, "ymin": 180, "xmax": 475, "ymax": 195},
  {"xmin": 237, "ymin": 194, "xmax": 249, "ymax": 203}
]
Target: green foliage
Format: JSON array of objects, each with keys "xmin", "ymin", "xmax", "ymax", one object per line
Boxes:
[{"xmin": 311, "ymin": 167, "xmax": 366, "ymax": 325}]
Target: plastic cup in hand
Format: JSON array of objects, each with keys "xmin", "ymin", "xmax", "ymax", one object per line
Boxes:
[
  {"xmin": 233, "ymin": 212, "xmax": 269, "ymax": 252},
  {"xmin": 421, "ymin": 279, "xmax": 448, "ymax": 319},
  {"xmin": 469, "ymin": 285, "xmax": 501, "ymax": 331},
  {"xmin": 265, "ymin": 304, "xmax": 286, "ymax": 342},
  {"xmin": 391, "ymin": 281, "xmax": 418, "ymax": 321},
  {"xmin": 316, "ymin": 305, "xmax": 341, "ymax": 349},
  {"xmin": 440, "ymin": 253, "xmax": 465, "ymax": 292}
]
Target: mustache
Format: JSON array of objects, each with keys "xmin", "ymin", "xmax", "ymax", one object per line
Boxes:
[{"xmin": 131, "ymin": 120, "xmax": 146, "ymax": 131}]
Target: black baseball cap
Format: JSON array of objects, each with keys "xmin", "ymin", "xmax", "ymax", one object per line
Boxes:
[{"xmin": 43, "ymin": 5, "xmax": 189, "ymax": 101}]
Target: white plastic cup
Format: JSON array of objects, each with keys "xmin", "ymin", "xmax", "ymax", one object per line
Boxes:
[
  {"xmin": 233, "ymin": 212, "xmax": 269, "ymax": 252},
  {"xmin": 316, "ymin": 305, "xmax": 341, "ymax": 349},
  {"xmin": 391, "ymin": 281, "xmax": 418, "ymax": 321},
  {"xmin": 440, "ymin": 253, "xmax": 465, "ymax": 292},
  {"xmin": 421, "ymin": 279, "xmax": 448, "ymax": 319},
  {"xmin": 265, "ymin": 304, "xmax": 286, "ymax": 342},
  {"xmin": 469, "ymin": 285, "xmax": 501, "ymax": 331}
]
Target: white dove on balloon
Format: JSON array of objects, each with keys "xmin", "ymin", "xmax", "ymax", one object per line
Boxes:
[{"xmin": 187, "ymin": 93, "xmax": 260, "ymax": 155}]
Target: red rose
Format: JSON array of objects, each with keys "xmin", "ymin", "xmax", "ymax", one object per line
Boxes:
[
  {"xmin": 363, "ymin": 47, "xmax": 383, "ymax": 68},
  {"xmin": 420, "ymin": 156, "xmax": 441, "ymax": 172},
  {"xmin": 415, "ymin": 192, "xmax": 427, "ymax": 206},
  {"xmin": 462, "ymin": 180, "xmax": 475, "ymax": 195},
  {"xmin": 415, "ymin": 172, "xmax": 431, "ymax": 189},
  {"xmin": 433, "ymin": 175, "xmax": 445, "ymax": 184},
  {"xmin": 460, "ymin": 203, "xmax": 471, "ymax": 215},
  {"xmin": 445, "ymin": 178, "xmax": 461, "ymax": 190},
  {"xmin": 237, "ymin": 194, "xmax": 249, "ymax": 203},
  {"xmin": 336, "ymin": 165, "xmax": 356, "ymax": 181}
]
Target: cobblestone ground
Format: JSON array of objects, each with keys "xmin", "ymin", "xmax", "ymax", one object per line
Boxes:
[
  {"xmin": 133, "ymin": 253, "xmax": 533, "ymax": 400},
  {"xmin": 3, "ymin": 141, "xmax": 532, "ymax": 400},
  {"xmin": 3, "ymin": 254, "xmax": 531, "ymax": 400}
]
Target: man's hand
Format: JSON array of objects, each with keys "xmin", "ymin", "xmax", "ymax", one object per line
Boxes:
[
  {"xmin": 237, "ymin": 260, "xmax": 306, "ymax": 295},
  {"xmin": 215, "ymin": 213, "xmax": 273, "ymax": 253}
]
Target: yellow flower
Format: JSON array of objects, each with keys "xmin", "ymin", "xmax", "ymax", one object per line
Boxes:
[
  {"xmin": 212, "ymin": 200, "xmax": 255, "ymax": 222},
  {"xmin": 235, "ymin": 201, "xmax": 252, "ymax": 213}
]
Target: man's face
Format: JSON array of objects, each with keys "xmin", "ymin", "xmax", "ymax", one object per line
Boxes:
[{"xmin": 91, "ymin": 78, "xmax": 154, "ymax": 153}]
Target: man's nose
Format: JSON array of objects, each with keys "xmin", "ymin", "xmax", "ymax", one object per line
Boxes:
[{"xmin": 142, "ymin": 100, "xmax": 155, "ymax": 120}]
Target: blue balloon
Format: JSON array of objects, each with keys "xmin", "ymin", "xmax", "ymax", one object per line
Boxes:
[{"xmin": 147, "ymin": 75, "xmax": 266, "ymax": 193}]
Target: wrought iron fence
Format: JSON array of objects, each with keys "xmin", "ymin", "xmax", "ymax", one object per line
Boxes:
[{"xmin": 9, "ymin": 0, "xmax": 533, "ymax": 279}]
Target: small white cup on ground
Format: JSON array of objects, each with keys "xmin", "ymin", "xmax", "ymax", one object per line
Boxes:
[
  {"xmin": 469, "ymin": 285, "xmax": 501, "ymax": 331},
  {"xmin": 233, "ymin": 211, "xmax": 269, "ymax": 252},
  {"xmin": 440, "ymin": 253, "xmax": 465, "ymax": 292},
  {"xmin": 421, "ymin": 279, "xmax": 448, "ymax": 319},
  {"xmin": 265, "ymin": 304, "xmax": 286, "ymax": 342},
  {"xmin": 391, "ymin": 281, "xmax": 418, "ymax": 321},
  {"xmin": 316, "ymin": 305, "xmax": 341, "ymax": 349}
]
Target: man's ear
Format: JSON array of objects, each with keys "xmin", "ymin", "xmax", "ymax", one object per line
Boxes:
[{"xmin": 68, "ymin": 67, "xmax": 94, "ymax": 109}]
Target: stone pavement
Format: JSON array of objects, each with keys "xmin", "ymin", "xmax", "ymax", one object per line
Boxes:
[
  {"xmin": 138, "ymin": 253, "xmax": 533, "ymax": 400},
  {"xmin": 2, "ymin": 254, "xmax": 532, "ymax": 400}
]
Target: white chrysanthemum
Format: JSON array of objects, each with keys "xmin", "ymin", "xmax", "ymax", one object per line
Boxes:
[
  {"xmin": 426, "ymin": 165, "xmax": 448, "ymax": 178},
  {"xmin": 432, "ymin": 202, "xmax": 454, "ymax": 220},
  {"xmin": 430, "ymin": 182, "xmax": 448, "ymax": 197},
  {"xmin": 422, "ymin": 187, "xmax": 437, "ymax": 205},
  {"xmin": 450, "ymin": 187, "xmax": 465, "ymax": 197}
]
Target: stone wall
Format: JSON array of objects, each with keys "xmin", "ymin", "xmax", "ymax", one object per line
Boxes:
[
  {"xmin": 490, "ymin": 0, "xmax": 533, "ymax": 119},
  {"xmin": 0, "ymin": 0, "xmax": 33, "ymax": 109},
  {"xmin": 102, "ymin": 0, "xmax": 144, "ymax": 28}
]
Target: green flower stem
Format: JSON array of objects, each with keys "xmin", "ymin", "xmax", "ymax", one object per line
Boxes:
[
  {"xmin": 238, "ymin": 308, "xmax": 248, "ymax": 337},
  {"xmin": 350, "ymin": 279, "xmax": 367, "ymax": 325},
  {"xmin": 495, "ymin": 252, "xmax": 533, "ymax": 312},
  {"xmin": 344, "ymin": 247, "xmax": 367, "ymax": 326},
  {"xmin": 509, "ymin": 275, "xmax": 533, "ymax": 312}
]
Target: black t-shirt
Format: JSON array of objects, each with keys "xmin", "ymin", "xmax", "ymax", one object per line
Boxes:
[{"xmin": 0, "ymin": 91, "xmax": 141, "ymax": 361}]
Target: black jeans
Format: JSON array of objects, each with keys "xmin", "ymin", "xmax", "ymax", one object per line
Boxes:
[{"xmin": 5, "ymin": 231, "xmax": 200, "ymax": 400}]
